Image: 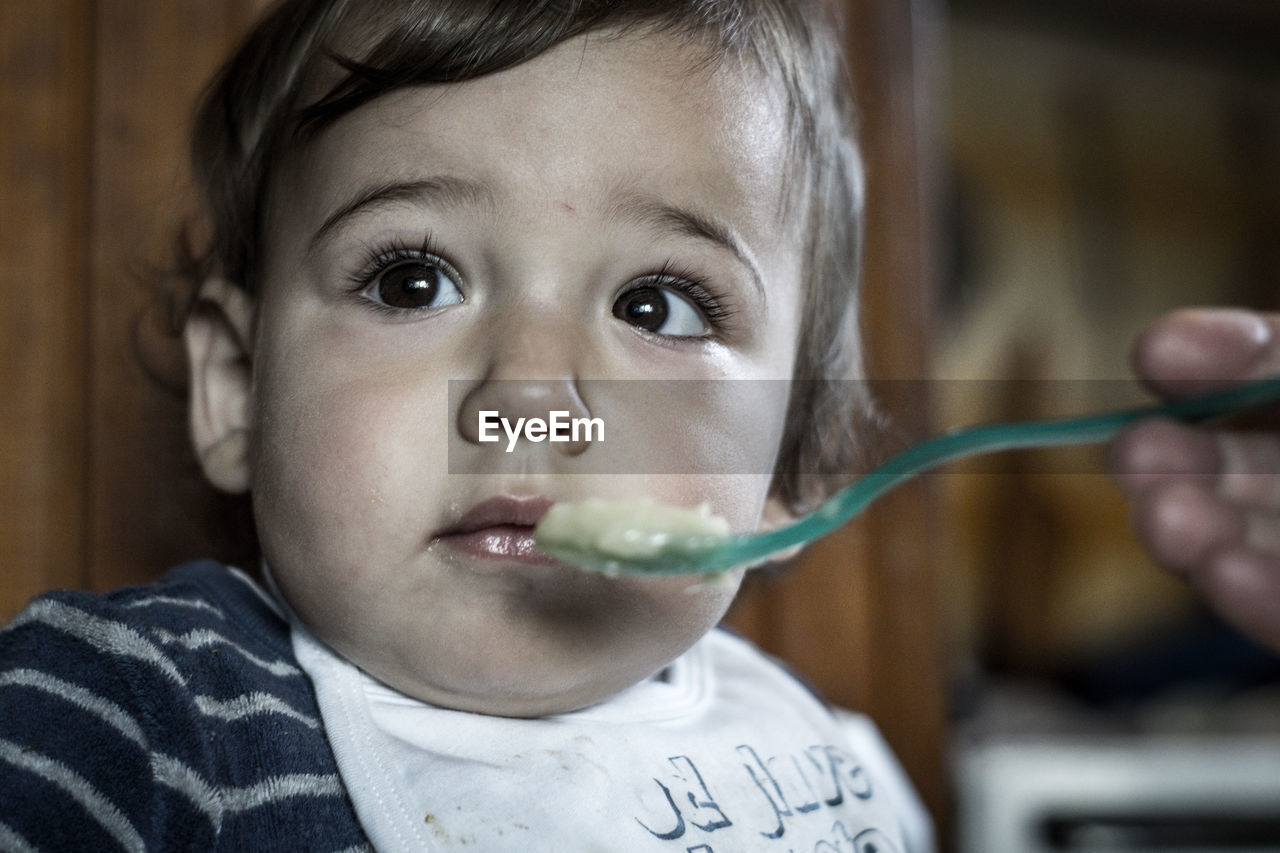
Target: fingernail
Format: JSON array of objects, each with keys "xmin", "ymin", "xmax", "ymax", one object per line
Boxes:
[
  {"xmin": 1209, "ymin": 308, "xmax": 1273, "ymax": 349},
  {"xmin": 1146, "ymin": 308, "xmax": 1274, "ymax": 379}
]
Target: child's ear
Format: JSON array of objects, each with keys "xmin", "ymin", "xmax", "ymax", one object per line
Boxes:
[
  {"xmin": 185, "ymin": 279, "xmax": 255, "ymax": 494},
  {"xmin": 756, "ymin": 495, "xmax": 804, "ymax": 563}
]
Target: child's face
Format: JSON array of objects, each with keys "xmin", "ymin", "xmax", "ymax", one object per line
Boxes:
[{"xmin": 225, "ymin": 33, "xmax": 805, "ymax": 715}]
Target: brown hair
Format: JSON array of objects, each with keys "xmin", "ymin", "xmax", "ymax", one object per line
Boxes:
[{"xmin": 182, "ymin": 0, "xmax": 870, "ymax": 511}]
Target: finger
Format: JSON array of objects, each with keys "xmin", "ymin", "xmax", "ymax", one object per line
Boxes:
[
  {"xmin": 1130, "ymin": 480, "xmax": 1243, "ymax": 574},
  {"xmin": 1110, "ymin": 413, "xmax": 1280, "ymax": 511},
  {"xmin": 1196, "ymin": 546, "xmax": 1280, "ymax": 654},
  {"xmin": 1131, "ymin": 307, "xmax": 1280, "ymax": 397},
  {"xmin": 1133, "ymin": 479, "xmax": 1280, "ymax": 574},
  {"xmin": 1131, "ymin": 483, "xmax": 1280, "ymax": 654},
  {"xmin": 1108, "ymin": 418, "xmax": 1220, "ymax": 493},
  {"xmin": 1214, "ymin": 431, "xmax": 1280, "ymax": 509}
]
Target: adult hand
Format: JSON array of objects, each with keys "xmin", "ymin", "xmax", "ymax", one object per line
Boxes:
[{"xmin": 1109, "ymin": 307, "xmax": 1280, "ymax": 653}]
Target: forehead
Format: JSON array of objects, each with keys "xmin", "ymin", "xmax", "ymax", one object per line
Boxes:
[{"xmin": 275, "ymin": 32, "xmax": 797, "ymax": 252}]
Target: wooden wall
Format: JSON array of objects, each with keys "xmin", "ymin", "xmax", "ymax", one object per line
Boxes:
[
  {"xmin": 727, "ymin": 0, "xmax": 949, "ymax": 829},
  {"xmin": 0, "ymin": 0, "xmax": 267, "ymax": 611},
  {"xmin": 0, "ymin": 0, "xmax": 947, "ymax": 835}
]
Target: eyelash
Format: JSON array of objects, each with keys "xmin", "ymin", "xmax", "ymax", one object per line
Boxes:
[
  {"xmin": 346, "ymin": 234, "xmax": 455, "ymax": 299},
  {"xmin": 344, "ymin": 237, "xmax": 738, "ymax": 334},
  {"xmin": 625, "ymin": 261, "xmax": 738, "ymax": 338}
]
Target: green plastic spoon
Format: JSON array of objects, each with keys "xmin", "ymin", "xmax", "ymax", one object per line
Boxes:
[{"xmin": 534, "ymin": 375, "xmax": 1280, "ymax": 577}]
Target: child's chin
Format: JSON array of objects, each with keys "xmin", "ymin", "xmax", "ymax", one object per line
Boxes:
[
  {"xmin": 347, "ymin": 640, "xmax": 639, "ymax": 718},
  {"xmin": 450, "ymin": 692, "xmax": 604, "ymax": 719},
  {"xmin": 399, "ymin": 674, "xmax": 623, "ymax": 718}
]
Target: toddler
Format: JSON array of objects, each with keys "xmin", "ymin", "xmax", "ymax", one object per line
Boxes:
[{"xmin": 0, "ymin": 0, "xmax": 932, "ymax": 850}]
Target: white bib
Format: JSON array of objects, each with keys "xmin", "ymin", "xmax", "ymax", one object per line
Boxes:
[{"xmin": 292, "ymin": 623, "xmax": 927, "ymax": 852}]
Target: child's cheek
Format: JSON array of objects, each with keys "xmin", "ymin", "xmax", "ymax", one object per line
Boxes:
[
  {"xmin": 251, "ymin": 353, "xmax": 447, "ymax": 567},
  {"xmin": 589, "ymin": 380, "xmax": 789, "ymax": 515}
]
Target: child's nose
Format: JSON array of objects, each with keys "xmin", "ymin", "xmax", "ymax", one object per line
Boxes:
[
  {"xmin": 456, "ymin": 374, "xmax": 593, "ymax": 456},
  {"xmin": 454, "ymin": 303, "xmax": 594, "ymax": 455}
]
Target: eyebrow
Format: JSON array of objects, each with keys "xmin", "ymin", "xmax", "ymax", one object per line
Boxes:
[
  {"xmin": 310, "ymin": 176, "xmax": 767, "ymax": 301},
  {"xmin": 612, "ymin": 194, "xmax": 766, "ymax": 303},
  {"xmin": 309, "ymin": 175, "xmax": 494, "ymax": 252}
]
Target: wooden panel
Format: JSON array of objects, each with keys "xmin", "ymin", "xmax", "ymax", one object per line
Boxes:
[
  {"xmin": 726, "ymin": 0, "xmax": 950, "ymax": 836},
  {"xmin": 86, "ymin": 0, "xmax": 264, "ymax": 591},
  {"xmin": 0, "ymin": 2, "xmax": 92, "ymax": 621},
  {"xmin": 844, "ymin": 0, "xmax": 949, "ymax": 830}
]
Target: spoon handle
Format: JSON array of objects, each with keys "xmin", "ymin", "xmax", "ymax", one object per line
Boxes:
[{"xmin": 723, "ymin": 375, "xmax": 1280, "ymax": 569}]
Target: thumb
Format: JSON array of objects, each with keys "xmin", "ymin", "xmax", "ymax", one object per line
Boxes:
[{"xmin": 1133, "ymin": 307, "xmax": 1280, "ymax": 398}]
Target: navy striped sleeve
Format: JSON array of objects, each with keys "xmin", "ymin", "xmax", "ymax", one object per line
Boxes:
[{"xmin": 0, "ymin": 561, "xmax": 370, "ymax": 852}]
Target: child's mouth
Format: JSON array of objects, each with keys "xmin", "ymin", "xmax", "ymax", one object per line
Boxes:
[
  {"xmin": 434, "ymin": 495, "xmax": 561, "ymax": 566},
  {"xmin": 440, "ymin": 525, "xmax": 558, "ymax": 564}
]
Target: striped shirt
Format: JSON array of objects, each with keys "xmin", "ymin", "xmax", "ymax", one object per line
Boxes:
[{"xmin": 0, "ymin": 560, "xmax": 371, "ymax": 852}]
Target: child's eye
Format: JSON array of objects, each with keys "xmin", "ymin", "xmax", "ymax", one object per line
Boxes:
[
  {"xmin": 372, "ymin": 260, "xmax": 463, "ymax": 310},
  {"xmin": 613, "ymin": 274, "xmax": 728, "ymax": 339},
  {"xmin": 613, "ymin": 286, "xmax": 706, "ymax": 336},
  {"xmin": 360, "ymin": 256, "xmax": 464, "ymax": 312}
]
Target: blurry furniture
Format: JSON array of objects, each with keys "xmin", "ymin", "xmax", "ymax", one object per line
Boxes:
[{"xmin": 959, "ymin": 735, "xmax": 1280, "ymax": 852}]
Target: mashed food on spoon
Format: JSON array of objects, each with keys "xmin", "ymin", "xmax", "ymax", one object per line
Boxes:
[{"xmin": 534, "ymin": 497, "xmax": 731, "ymax": 569}]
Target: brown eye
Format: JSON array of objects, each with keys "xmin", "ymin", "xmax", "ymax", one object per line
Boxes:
[
  {"xmin": 613, "ymin": 286, "xmax": 667, "ymax": 331},
  {"xmin": 613, "ymin": 284, "xmax": 708, "ymax": 337},
  {"xmin": 371, "ymin": 260, "xmax": 463, "ymax": 311}
]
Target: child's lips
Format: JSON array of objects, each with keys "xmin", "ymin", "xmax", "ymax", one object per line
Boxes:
[
  {"xmin": 434, "ymin": 495, "xmax": 560, "ymax": 565},
  {"xmin": 439, "ymin": 525, "xmax": 560, "ymax": 565}
]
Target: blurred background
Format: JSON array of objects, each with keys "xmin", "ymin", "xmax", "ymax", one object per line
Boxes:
[
  {"xmin": 937, "ymin": 1, "xmax": 1280, "ymax": 850},
  {"xmin": 3, "ymin": 1, "xmax": 1280, "ymax": 850}
]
